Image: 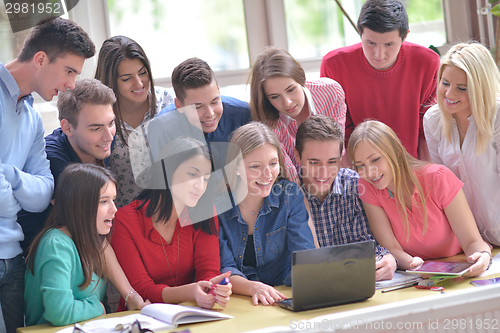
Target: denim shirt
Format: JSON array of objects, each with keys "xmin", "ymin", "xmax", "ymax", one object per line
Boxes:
[{"xmin": 219, "ymin": 180, "xmax": 315, "ymax": 286}]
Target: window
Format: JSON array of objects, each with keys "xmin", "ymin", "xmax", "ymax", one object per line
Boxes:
[
  {"xmin": 284, "ymin": 0, "xmax": 446, "ymax": 62},
  {"xmin": 404, "ymin": 0, "xmax": 446, "ymax": 47},
  {"xmin": 0, "ymin": 7, "xmax": 30, "ymax": 63},
  {"xmin": 106, "ymin": 0, "xmax": 250, "ymax": 79},
  {"xmin": 285, "ymin": 0, "xmax": 364, "ymax": 60}
]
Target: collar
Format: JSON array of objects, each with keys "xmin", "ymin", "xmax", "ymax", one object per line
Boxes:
[
  {"xmin": 279, "ymin": 85, "xmax": 317, "ymax": 126},
  {"xmin": 301, "ymin": 171, "xmax": 344, "ymax": 204},
  {"xmin": 141, "ymin": 201, "xmax": 188, "ymax": 243},
  {"xmin": 360, "ymin": 42, "xmax": 405, "ymax": 77},
  {"xmin": 0, "ymin": 63, "xmax": 32, "ymax": 114},
  {"xmin": 302, "ymin": 84, "xmax": 317, "ymax": 116}
]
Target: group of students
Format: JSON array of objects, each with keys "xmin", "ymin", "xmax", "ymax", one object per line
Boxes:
[{"xmin": 1, "ymin": 0, "xmax": 499, "ymax": 331}]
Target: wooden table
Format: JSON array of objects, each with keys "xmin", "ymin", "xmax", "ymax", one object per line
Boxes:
[{"xmin": 19, "ymin": 249, "xmax": 500, "ymax": 333}]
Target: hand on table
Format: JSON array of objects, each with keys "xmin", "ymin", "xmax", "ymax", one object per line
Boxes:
[
  {"xmin": 463, "ymin": 251, "xmax": 491, "ymax": 277},
  {"xmin": 249, "ymin": 281, "xmax": 286, "ymax": 306},
  {"xmin": 409, "ymin": 256, "xmax": 424, "ymax": 270},
  {"xmin": 376, "ymin": 254, "xmax": 397, "ymax": 281},
  {"xmin": 209, "ymin": 272, "xmax": 232, "ymax": 308},
  {"xmin": 126, "ymin": 292, "xmax": 151, "ymax": 310}
]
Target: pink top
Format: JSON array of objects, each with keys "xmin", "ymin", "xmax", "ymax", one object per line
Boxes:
[
  {"xmin": 359, "ymin": 164, "xmax": 463, "ymax": 259},
  {"xmin": 273, "ymin": 78, "xmax": 346, "ymax": 183}
]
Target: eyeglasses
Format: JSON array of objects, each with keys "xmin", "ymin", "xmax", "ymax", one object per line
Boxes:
[{"xmin": 73, "ymin": 320, "xmax": 153, "ymax": 333}]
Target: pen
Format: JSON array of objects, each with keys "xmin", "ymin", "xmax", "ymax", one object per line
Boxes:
[
  {"xmin": 381, "ymin": 282, "xmax": 418, "ymax": 293},
  {"xmin": 208, "ymin": 277, "xmax": 230, "ymax": 295},
  {"xmin": 376, "ymin": 248, "xmax": 389, "ymax": 262},
  {"xmin": 414, "ymin": 285, "xmax": 444, "ymax": 291}
]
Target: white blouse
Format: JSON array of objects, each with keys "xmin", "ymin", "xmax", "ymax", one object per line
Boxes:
[
  {"xmin": 109, "ymin": 86, "xmax": 175, "ymax": 208},
  {"xmin": 424, "ymin": 102, "xmax": 500, "ymax": 245}
]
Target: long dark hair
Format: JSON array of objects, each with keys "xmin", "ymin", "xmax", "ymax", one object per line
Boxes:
[
  {"xmin": 26, "ymin": 164, "xmax": 117, "ymax": 289},
  {"xmin": 136, "ymin": 137, "xmax": 217, "ymax": 235},
  {"xmin": 95, "ymin": 35, "xmax": 157, "ymax": 145}
]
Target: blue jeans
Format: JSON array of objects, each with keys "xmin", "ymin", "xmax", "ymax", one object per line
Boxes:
[{"xmin": 0, "ymin": 254, "xmax": 25, "ymax": 333}]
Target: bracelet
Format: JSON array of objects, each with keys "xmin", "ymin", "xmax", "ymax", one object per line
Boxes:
[
  {"xmin": 124, "ymin": 290, "xmax": 137, "ymax": 307},
  {"xmin": 479, "ymin": 251, "xmax": 492, "ymax": 270}
]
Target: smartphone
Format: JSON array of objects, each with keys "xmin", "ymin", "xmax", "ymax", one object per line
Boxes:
[{"xmin": 470, "ymin": 277, "xmax": 500, "ymax": 286}]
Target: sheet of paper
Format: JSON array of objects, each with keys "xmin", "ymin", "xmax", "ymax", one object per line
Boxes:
[
  {"xmin": 55, "ymin": 314, "xmax": 175, "ymax": 333},
  {"xmin": 376, "ymin": 270, "xmax": 422, "ymax": 289}
]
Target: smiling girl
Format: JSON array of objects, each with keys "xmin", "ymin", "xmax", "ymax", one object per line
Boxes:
[
  {"xmin": 424, "ymin": 42, "xmax": 500, "ymax": 246},
  {"xmin": 111, "ymin": 137, "xmax": 231, "ymax": 311},
  {"xmin": 25, "ymin": 164, "xmax": 148, "ymax": 326},
  {"xmin": 95, "ymin": 36, "xmax": 175, "ymax": 208},
  {"xmin": 249, "ymin": 47, "xmax": 346, "ymax": 183},
  {"xmin": 348, "ymin": 120, "xmax": 491, "ymax": 277},
  {"xmin": 219, "ymin": 122, "xmax": 315, "ymax": 306}
]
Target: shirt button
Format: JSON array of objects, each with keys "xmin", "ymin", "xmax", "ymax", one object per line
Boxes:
[
  {"xmin": 257, "ymin": 247, "xmax": 261, "ymax": 250},
  {"xmin": 242, "ymin": 237, "xmax": 246, "ymax": 240},
  {"xmin": 238, "ymin": 255, "xmax": 242, "ymax": 259},
  {"xmin": 254, "ymin": 228, "xmax": 258, "ymax": 231}
]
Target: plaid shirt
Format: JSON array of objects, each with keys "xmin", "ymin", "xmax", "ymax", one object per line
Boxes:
[{"xmin": 303, "ymin": 168, "xmax": 387, "ymax": 257}]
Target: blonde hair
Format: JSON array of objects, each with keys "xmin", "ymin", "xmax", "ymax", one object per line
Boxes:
[
  {"xmin": 348, "ymin": 120, "xmax": 428, "ymax": 242},
  {"xmin": 438, "ymin": 42, "xmax": 500, "ymax": 154},
  {"xmin": 226, "ymin": 122, "xmax": 287, "ymax": 191}
]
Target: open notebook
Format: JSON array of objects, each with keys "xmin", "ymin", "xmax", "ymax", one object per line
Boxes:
[{"xmin": 56, "ymin": 304, "xmax": 233, "ymax": 333}]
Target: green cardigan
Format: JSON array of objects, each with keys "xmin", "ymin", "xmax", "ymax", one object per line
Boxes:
[{"xmin": 24, "ymin": 229, "xmax": 106, "ymax": 326}]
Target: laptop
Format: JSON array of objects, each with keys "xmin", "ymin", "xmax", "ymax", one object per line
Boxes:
[{"xmin": 277, "ymin": 240, "xmax": 376, "ymax": 311}]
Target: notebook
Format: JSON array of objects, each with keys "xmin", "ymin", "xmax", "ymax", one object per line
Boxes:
[{"xmin": 277, "ymin": 240, "xmax": 376, "ymax": 312}]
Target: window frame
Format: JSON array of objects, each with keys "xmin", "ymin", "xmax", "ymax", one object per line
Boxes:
[{"xmin": 69, "ymin": 0, "xmax": 475, "ymax": 86}]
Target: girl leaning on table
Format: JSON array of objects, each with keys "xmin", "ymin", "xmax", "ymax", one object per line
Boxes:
[
  {"xmin": 218, "ymin": 122, "xmax": 315, "ymax": 306},
  {"xmin": 24, "ymin": 164, "xmax": 149, "ymax": 327},
  {"xmin": 95, "ymin": 35, "xmax": 175, "ymax": 208},
  {"xmin": 111, "ymin": 137, "xmax": 232, "ymax": 311},
  {"xmin": 348, "ymin": 120, "xmax": 491, "ymax": 277},
  {"xmin": 423, "ymin": 42, "xmax": 500, "ymax": 246}
]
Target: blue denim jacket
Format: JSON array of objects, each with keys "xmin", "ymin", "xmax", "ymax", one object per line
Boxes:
[{"xmin": 219, "ymin": 180, "xmax": 315, "ymax": 286}]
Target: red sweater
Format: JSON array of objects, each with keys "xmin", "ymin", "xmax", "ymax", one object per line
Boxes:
[
  {"xmin": 320, "ymin": 42, "xmax": 440, "ymax": 157},
  {"xmin": 111, "ymin": 200, "xmax": 220, "ymax": 310}
]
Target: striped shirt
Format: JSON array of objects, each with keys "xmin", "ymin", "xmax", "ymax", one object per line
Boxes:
[
  {"xmin": 273, "ymin": 78, "xmax": 346, "ymax": 183},
  {"xmin": 303, "ymin": 168, "xmax": 386, "ymax": 256}
]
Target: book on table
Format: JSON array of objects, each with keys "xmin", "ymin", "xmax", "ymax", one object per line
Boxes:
[
  {"xmin": 375, "ymin": 270, "xmax": 422, "ymax": 290},
  {"xmin": 70, "ymin": 303, "xmax": 233, "ymax": 332}
]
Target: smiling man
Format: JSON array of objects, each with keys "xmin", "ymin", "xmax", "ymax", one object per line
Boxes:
[
  {"xmin": 320, "ymin": 0, "xmax": 439, "ymax": 159},
  {"xmin": 295, "ymin": 115, "xmax": 396, "ymax": 282},
  {"xmin": 0, "ymin": 17, "xmax": 94, "ymax": 333},
  {"xmin": 148, "ymin": 58, "xmax": 251, "ymax": 168},
  {"xmin": 19, "ymin": 79, "xmax": 116, "ymax": 257}
]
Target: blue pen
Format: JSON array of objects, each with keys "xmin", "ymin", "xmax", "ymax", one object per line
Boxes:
[{"xmin": 208, "ymin": 277, "xmax": 230, "ymax": 295}]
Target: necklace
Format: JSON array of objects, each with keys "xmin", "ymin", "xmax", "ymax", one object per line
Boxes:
[
  {"xmin": 239, "ymin": 204, "xmax": 256, "ymax": 215},
  {"xmin": 158, "ymin": 223, "xmax": 180, "ymax": 287},
  {"xmin": 239, "ymin": 197, "xmax": 264, "ymax": 216}
]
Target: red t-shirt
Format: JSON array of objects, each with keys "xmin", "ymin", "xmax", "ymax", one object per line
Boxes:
[{"xmin": 111, "ymin": 200, "xmax": 220, "ymax": 310}]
